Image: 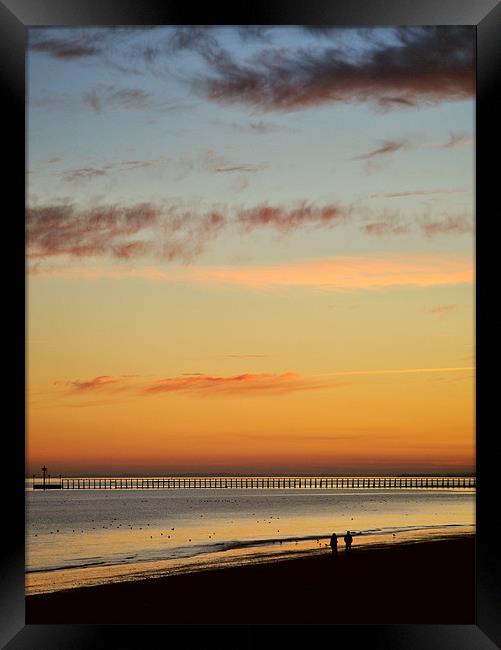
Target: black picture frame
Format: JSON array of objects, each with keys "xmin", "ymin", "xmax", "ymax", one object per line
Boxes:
[{"xmin": 2, "ymin": 1, "xmax": 498, "ymax": 647}]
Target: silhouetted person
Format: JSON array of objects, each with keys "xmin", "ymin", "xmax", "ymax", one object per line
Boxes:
[
  {"xmin": 344, "ymin": 530, "xmax": 353, "ymax": 552},
  {"xmin": 329, "ymin": 532, "xmax": 338, "ymax": 557}
]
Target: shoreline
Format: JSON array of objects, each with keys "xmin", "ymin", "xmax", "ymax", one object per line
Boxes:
[
  {"xmin": 26, "ymin": 524, "xmax": 474, "ymax": 596},
  {"xmin": 26, "ymin": 533, "xmax": 475, "ymax": 624}
]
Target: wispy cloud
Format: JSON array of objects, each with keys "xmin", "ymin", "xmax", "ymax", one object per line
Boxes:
[
  {"xmin": 353, "ymin": 138, "xmax": 412, "ymax": 161},
  {"xmin": 28, "ymin": 27, "xmax": 156, "ymax": 63},
  {"xmin": 83, "ymin": 86, "xmax": 154, "ymax": 112},
  {"xmin": 237, "ymin": 203, "xmax": 350, "ymax": 233},
  {"xmin": 52, "ymin": 365, "xmax": 472, "ymax": 407},
  {"xmin": 29, "ymin": 27, "xmax": 474, "ymax": 112},
  {"xmin": 439, "ymin": 131, "xmax": 473, "ymax": 149},
  {"xmin": 217, "ymin": 120, "xmax": 290, "ymax": 135},
  {"xmin": 361, "ymin": 218, "xmax": 411, "ymax": 236},
  {"xmin": 54, "ymin": 375, "xmax": 124, "ymax": 391},
  {"xmin": 27, "ymin": 199, "xmax": 473, "ymax": 267},
  {"xmin": 214, "ymin": 164, "xmax": 267, "ymax": 173},
  {"xmin": 198, "ymin": 27, "xmax": 474, "ymax": 111},
  {"xmin": 354, "ymin": 129, "xmax": 473, "ymax": 168},
  {"xmin": 199, "ymin": 149, "xmax": 267, "ymax": 174},
  {"xmin": 59, "ymin": 150, "xmax": 266, "ymax": 185},
  {"xmin": 419, "ymin": 215, "xmax": 473, "ymax": 236},
  {"xmin": 54, "ymin": 371, "xmax": 333, "ymax": 400},
  {"xmin": 26, "ymin": 200, "xmax": 348, "ymax": 263},
  {"xmin": 370, "ymin": 188, "xmax": 466, "ymax": 199},
  {"xmin": 32, "ymin": 254, "xmax": 473, "ymax": 290},
  {"xmin": 320, "ymin": 366, "xmax": 473, "ymax": 377},
  {"xmin": 26, "ymin": 202, "xmax": 225, "ymax": 262},
  {"xmin": 143, "ymin": 372, "xmax": 328, "ymax": 396},
  {"xmin": 61, "ymin": 157, "xmax": 171, "ymax": 184},
  {"xmin": 30, "ymin": 36, "xmax": 102, "ymax": 60},
  {"xmin": 429, "ymin": 304, "xmax": 457, "ymax": 314},
  {"xmin": 62, "ymin": 167, "xmax": 108, "ymax": 183},
  {"xmin": 81, "ymin": 84, "xmax": 191, "ymax": 113},
  {"xmin": 182, "ymin": 255, "xmax": 473, "ymax": 290},
  {"xmin": 27, "ymin": 203, "xmax": 158, "ymax": 260}
]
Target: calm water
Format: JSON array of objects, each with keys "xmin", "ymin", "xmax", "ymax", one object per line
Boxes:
[{"xmin": 26, "ymin": 486, "xmax": 475, "ymax": 594}]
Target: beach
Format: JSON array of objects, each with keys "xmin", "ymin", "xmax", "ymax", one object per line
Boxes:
[
  {"xmin": 26, "ymin": 487, "xmax": 475, "ymax": 592},
  {"xmin": 26, "ymin": 534, "xmax": 475, "ymax": 624}
]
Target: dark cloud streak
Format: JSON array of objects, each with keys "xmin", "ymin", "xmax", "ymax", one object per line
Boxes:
[
  {"xmin": 237, "ymin": 203, "xmax": 350, "ymax": 233},
  {"xmin": 27, "ymin": 199, "xmax": 472, "ymax": 266},
  {"xmin": 419, "ymin": 215, "xmax": 472, "ymax": 236},
  {"xmin": 362, "ymin": 220, "xmax": 411, "ymax": 236},
  {"xmin": 199, "ymin": 27, "xmax": 474, "ymax": 111},
  {"xmin": 215, "ymin": 164, "xmax": 267, "ymax": 173},
  {"xmin": 30, "ymin": 37, "xmax": 102, "ymax": 60},
  {"xmin": 353, "ymin": 138, "xmax": 412, "ymax": 160},
  {"xmin": 29, "ymin": 27, "xmax": 473, "ymax": 112},
  {"xmin": 27, "ymin": 203, "xmax": 226, "ymax": 263}
]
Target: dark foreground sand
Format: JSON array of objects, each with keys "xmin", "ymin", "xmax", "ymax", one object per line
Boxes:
[{"xmin": 26, "ymin": 535, "xmax": 475, "ymax": 624}]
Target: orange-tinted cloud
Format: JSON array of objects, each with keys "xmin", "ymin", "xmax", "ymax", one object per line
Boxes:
[
  {"xmin": 184, "ymin": 254, "xmax": 473, "ymax": 290},
  {"xmin": 53, "ymin": 372, "xmax": 333, "ymax": 400},
  {"xmin": 321, "ymin": 366, "xmax": 473, "ymax": 378},
  {"xmin": 30, "ymin": 253, "xmax": 473, "ymax": 290},
  {"xmin": 237, "ymin": 203, "xmax": 349, "ymax": 232},
  {"xmin": 144, "ymin": 372, "xmax": 328, "ymax": 396}
]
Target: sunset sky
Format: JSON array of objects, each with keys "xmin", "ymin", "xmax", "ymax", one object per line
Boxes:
[{"xmin": 26, "ymin": 26, "xmax": 475, "ymax": 476}]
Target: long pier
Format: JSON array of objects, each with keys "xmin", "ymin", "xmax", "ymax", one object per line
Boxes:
[{"xmin": 32, "ymin": 476, "xmax": 476, "ymax": 490}]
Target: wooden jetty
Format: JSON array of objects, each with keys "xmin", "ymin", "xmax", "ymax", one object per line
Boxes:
[{"xmin": 31, "ymin": 476, "xmax": 476, "ymax": 490}]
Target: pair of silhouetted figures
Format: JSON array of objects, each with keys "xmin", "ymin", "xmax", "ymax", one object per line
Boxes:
[{"xmin": 329, "ymin": 531, "xmax": 353, "ymax": 556}]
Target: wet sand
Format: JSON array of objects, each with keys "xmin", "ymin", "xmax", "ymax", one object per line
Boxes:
[{"xmin": 26, "ymin": 535, "xmax": 475, "ymax": 624}]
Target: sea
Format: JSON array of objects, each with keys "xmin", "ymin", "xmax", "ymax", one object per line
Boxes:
[{"xmin": 26, "ymin": 480, "xmax": 475, "ymax": 595}]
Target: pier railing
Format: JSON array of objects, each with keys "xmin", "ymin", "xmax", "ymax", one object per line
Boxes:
[{"xmin": 31, "ymin": 476, "xmax": 476, "ymax": 490}]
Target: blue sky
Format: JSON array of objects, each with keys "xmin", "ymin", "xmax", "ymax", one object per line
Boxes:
[{"xmin": 27, "ymin": 26, "xmax": 474, "ymax": 267}]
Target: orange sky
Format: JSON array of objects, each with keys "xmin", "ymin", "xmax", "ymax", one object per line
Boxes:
[
  {"xmin": 27, "ymin": 273, "xmax": 474, "ymax": 476},
  {"xmin": 26, "ymin": 27, "xmax": 475, "ymax": 476}
]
